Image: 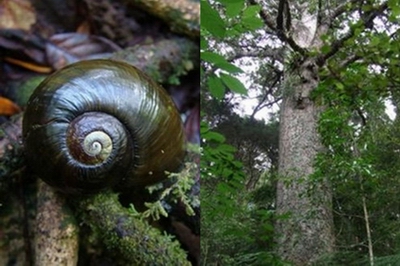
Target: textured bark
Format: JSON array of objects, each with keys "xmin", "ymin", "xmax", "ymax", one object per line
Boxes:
[
  {"xmin": 273, "ymin": 1, "xmax": 337, "ymax": 263},
  {"xmin": 0, "ymin": 115, "xmax": 24, "ymax": 180},
  {"xmin": 127, "ymin": 0, "xmax": 199, "ymax": 39},
  {"xmin": 0, "ymin": 180, "xmax": 30, "ymax": 266},
  {"xmin": 111, "ymin": 37, "xmax": 199, "ymax": 85},
  {"xmin": 0, "ymin": 115, "xmax": 30, "ymax": 265},
  {"xmin": 276, "ymin": 59, "xmax": 334, "ymax": 265},
  {"xmin": 34, "ymin": 180, "xmax": 79, "ymax": 266}
]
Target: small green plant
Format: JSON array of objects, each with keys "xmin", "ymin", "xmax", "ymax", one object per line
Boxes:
[{"xmin": 129, "ymin": 144, "xmax": 200, "ymax": 221}]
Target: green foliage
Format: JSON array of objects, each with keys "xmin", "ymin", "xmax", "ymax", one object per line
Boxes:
[
  {"xmin": 220, "ymin": 73, "xmax": 248, "ymax": 95},
  {"xmin": 200, "ymin": 1, "xmax": 287, "ymax": 264},
  {"xmin": 240, "ymin": 5, "xmax": 263, "ymax": 31},
  {"xmin": 129, "ymin": 145, "xmax": 200, "ymax": 221},
  {"xmin": 202, "ymin": 0, "xmax": 263, "ymax": 37},
  {"xmin": 206, "ymin": 74, "xmax": 226, "ymax": 99},
  {"xmin": 201, "ymin": 52, "xmax": 243, "ymax": 74},
  {"xmin": 314, "ymin": 252, "xmax": 400, "ymax": 266},
  {"xmin": 201, "ymin": 121, "xmax": 244, "ymax": 186},
  {"xmin": 201, "ymin": 0, "xmax": 265, "ymax": 99},
  {"xmin": 202, "ymin": 0, "xmax": 400, "ymax": 264},
  {"xmin": 201, "ymin": 0, "xmax": 226, "ymax": 38},
  {"xmin": 311, "ymin": 31, "xmax": 400, "ymax": 263},
  {"xmin": 215, "ymin": 115, "xmax": 279, "ymax": 187},
  {"xmin": 201, "ymin": 117, "xmax": 284, "ymax": 265}
]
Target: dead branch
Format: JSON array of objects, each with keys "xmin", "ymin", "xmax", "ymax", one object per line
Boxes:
[{"xmin": 127, "ymin": 0, "xmax": 199, "ymax": 39}]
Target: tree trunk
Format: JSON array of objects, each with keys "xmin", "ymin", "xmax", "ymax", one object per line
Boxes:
[{"xmin": 276, "ymin": 59, "xmax": 334, "ymax": 265}]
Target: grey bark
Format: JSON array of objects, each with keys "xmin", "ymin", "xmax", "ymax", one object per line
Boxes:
[
  {"xmin": 273, "ymin": 1, "xmax": 337, "ymax": 263},
  {"xmin": 276, "ymin": 59, "xmax": 334, "ymax": 265},
  {"xmin": 34, "ymin": 180, "xmax": 79, "ymax": 266}
]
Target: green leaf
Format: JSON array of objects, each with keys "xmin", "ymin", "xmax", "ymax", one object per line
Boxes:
[
  {"xmin": 226, "ymin": 2, "xmax": 244, "ymax": 17},
  {"xmin": 231, "ymin": 23, "xmax": 247, "ymax": 35},
  {"xmin": 201, "ymin": 51, "xmax": 227, "ymax": 64},
  {"xmin": 207, "ymin": 75, "xmax": 226, "ymax": 99},
  {"xmin": 218, "ymin": 144, "xmax": 237, "ymax": 153},
  {"xmin": 241, "ymin": 5, "xmax": 263, "ymax": 30},
  {"xmin": 220, "ymin": 73, "xmax": 248, "ymax": 95},
  {"xmin": 201, "ymin": 0, "xmax": 226, "ymax": 38},
  {"xmin": 241, "ymin": 16, "xmax": 263, "ymax": 31},
  {"xmin": 217, "ymin": 182, "xmax": 236, "ymax": 194},
  {"xmin": 200, "ymin": 36, "xmax": 208, "ymax": 50},
  {"xmin": 202, "ymin": 52, "xmax": 243, "ymax": 73},
  {"xmin": 334, "ymin": 81, "xmax": 344, "ymax": 90},
  {"xmin": 320, "ymin": 45, "xmax": 331, "ymax": 54},
  {"xmin": 216, "ymin": 0, "xmax": 244, "ymax": 3},
  {"xmin": 203, "ymin": 130, "xmax": 226, "ymax": 143},
  {"xmin": 389, "ymin": 0, "xmax": 400, "ymax": 17},
  {"xmin": 242, "ymin": 4, "xmax": 261, "ymax": 16},
  {"xmin": 217, "ymin": 62, "xmax": 243, "ymax": 74}
]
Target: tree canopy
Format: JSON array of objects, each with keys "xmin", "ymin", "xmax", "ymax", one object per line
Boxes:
[{"xmin": 201, "ymin": 0, "xmax": 400, "ymax": 265}]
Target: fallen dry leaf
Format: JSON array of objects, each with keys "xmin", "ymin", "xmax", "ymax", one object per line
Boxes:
[
  {"xmin": 0, "ymin": 97, "xmax": 21, "ymax": 116},
  {"xmin": 0, "ymin": 0, "xmax": 36, "ymax": 30},
  {"xmin": 5, "ymin": 57, "xmax": 52, "ymax": 73},
  {"xmin": 0, "ymin": 30, "xmax": 47, "ymax": 65},
  {"xmin": 46, "ymin": 33, "xmax": 121, "ymax": 69}
]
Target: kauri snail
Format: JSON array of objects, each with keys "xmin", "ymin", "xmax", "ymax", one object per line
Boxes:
[{"xmin": 22, "ymin": 59, "xmax": 186, "ymax": 194}]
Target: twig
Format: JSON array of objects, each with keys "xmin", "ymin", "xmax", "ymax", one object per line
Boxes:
[{"xmin": 127, "ymin": 0, "xmax": 199, "ymax": 39}]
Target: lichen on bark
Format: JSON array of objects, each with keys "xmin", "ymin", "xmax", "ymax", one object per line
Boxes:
[{"xmin": 76, "ymin": 191, "xmax": 191, "ymax": 265}]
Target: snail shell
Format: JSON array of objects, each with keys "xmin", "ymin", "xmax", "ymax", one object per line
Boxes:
[{"xmin": 23, "ymin": 59, "xmax": 185, "ymax": 194}]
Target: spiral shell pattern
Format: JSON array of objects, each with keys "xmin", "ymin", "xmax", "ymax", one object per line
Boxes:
[{"xmin": 23, "ymin": 59, "xmax": 185, "ymax": 194}]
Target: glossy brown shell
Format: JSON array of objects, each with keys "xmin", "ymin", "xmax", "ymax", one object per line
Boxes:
[{"xmin": 23, "ymin": 59, "xmax": 186, "ymax": 194}]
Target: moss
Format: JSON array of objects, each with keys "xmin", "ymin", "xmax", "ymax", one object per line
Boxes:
[
  {"xmin": 111, "ymin": 37, "xmax": 199, "ymax": 86},
  {"xmin": 77, "ymin": 191, "xmax": 190, "ymax": 265}
]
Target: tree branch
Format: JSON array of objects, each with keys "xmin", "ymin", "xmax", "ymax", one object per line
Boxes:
[
  {"xmin": 250, "ymin": 71, "xmax": 282, "ymax": 120},
  {"xmin": 248, "ymin": 0, "xmax": 276, "ymax": 30},
  {"xmin": 319, "ymin": 1, "xmax": 388, "ymax": 64},
  {"xmin": 248, "ymin": 0, "xmax": 306, "ymax": 55},
  {"xmin": 127, "ymin": 0, "xmax": 199, "ymax": 39},
  {"xmin": 228, "ymin": 48, "xmax": 285, "ymax": 64},
  {"xmin": 76, "ymin": 192, "xmax": 191, "ymax": 265},
  {"xmin": 276, "ymin": 0, "xmax": 285, "ymax": 31},
  {"xmin": 330, "ymin": 0, "xmax": 361, "ymax": 21}
]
